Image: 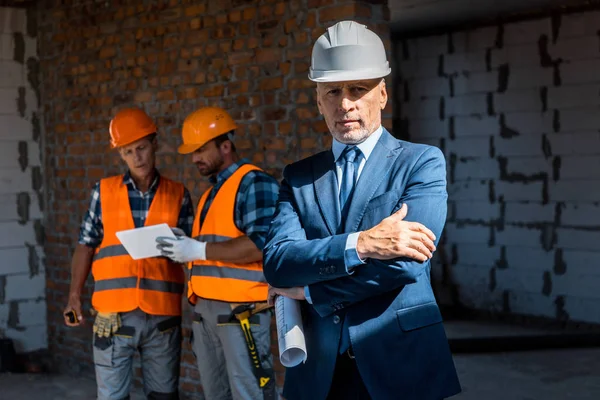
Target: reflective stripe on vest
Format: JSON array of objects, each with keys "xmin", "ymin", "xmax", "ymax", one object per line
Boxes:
[
  {"xmin": 187, "ymin": 164, "xmax": 268, "ymax": 304},
  {"xmin": 94, "ymin": 277, "xmax": 185, "ymax": 294},
  {"xmin": 93, "ymin": 244, "xmax": 128, "ymax": 261},
  {"xmin": 191, "ymin": 264, "xmax": 267, "ymax": 283},
  {"xmin": 194, "ymin": 234, "xmax": 231, "ymax": 243},
  {"xmin": 91, "ymin": 175, "xmax": 185, "ymax": 316}
]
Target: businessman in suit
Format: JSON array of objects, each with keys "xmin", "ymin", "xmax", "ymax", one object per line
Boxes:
[{"xmin": 263, "ymin": 21, "xmax": 461, "ymax": 400}]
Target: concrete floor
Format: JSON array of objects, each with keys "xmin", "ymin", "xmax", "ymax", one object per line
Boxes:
[
  {"xmin": 2, "ymin": 348, "xmax": 600, "ymax": 400},
  {"xmin": 1, "ymin": 320, "xmax": 599, "ymax": 400},
  {"xmin": 454, "ymin": 349, "xmax": 600, "ymax": 400},
  {"xmin": 0, "ymin": 373, "xmax": 145, "ymax": 400}
]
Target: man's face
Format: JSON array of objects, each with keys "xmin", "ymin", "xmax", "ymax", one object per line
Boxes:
[
  {"xmin": 118, "ymin": 136, "xmax": 157, "ymax": 178},
  {"xmin": 316, "ymin": 78, "xmax": 388, "ymax": 145},
  {"xmin": 191, "ymin": 140, "xmax": 225, "ymax": 177}
]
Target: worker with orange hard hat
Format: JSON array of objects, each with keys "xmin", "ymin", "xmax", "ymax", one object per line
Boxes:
[
  {"xmin": 156, "ymin": 106, "xmax": 280, "ymax": 400},
  {"xmin": 63, "ymin": 107, "xmax": 194, "ymax": 400}
]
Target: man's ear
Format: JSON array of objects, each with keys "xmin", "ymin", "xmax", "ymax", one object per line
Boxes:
[
  {"xmin": 219, "ymin": 139, "xmax": 232, "ymax": 155},
  {"xmin": 379, "ymin": 79, "xmax": 388, "ymax": 110},
  {"xmin": 315, "ymin": 86, "xmax": 323, "ymax": 115}
]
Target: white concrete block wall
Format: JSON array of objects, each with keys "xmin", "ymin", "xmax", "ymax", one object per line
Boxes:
[
  {"xmin": 397, "ymin": 10, "xmax": 600, "ymax": 324},
  {"xmin": 495, "ymin": 89, "xmax": 541, "ymax": 113},
  {"xmin": 464, "ymin": 26, "xmax": 497, "ymax": 50},
  {"xmin": 448, "ymin": 264, "xmax": 502, "ymax": 310},
  {"xmin": 454, "ymin": 201, "xmax": 501, "ymax": 221},
  {"xmin": 447, "ymin": 180, "xmax": 490, "ymax": 201},
  {"xmin": 454, "ymin": 115, "xmax": 499, "ymax": 136},
  {"xmin": 446, "ymin": 94, "xmax": 488, "ymax": 116},
  {"xmin": 491, "ymin": 45, "xmax": 539, "ymax": 68},
  {"xmin": 0, "ymin": 7, "xmax": 47, "ymax": 353}
]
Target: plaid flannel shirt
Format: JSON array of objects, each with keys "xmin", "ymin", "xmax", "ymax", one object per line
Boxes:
[
  {"xmin": 198, "ymin": 159, "xmax": 280, "ymax": 249},
  {"xmin": 78, "ymin": 170, "xmax": 194, "ymax": 248}
]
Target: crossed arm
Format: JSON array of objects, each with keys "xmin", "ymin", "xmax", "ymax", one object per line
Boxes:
[{"xmin": 263, "ymin": 147, "xmax": 448, "ymax": 317}]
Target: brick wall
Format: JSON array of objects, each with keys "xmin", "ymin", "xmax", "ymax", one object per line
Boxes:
[
  {"xmin": 0, "ymin": 6, "xmax": 47, "ymax": 354},
  {"xmin": 395, "ymin": 10, "xmax": 600, "ymax": 325},
  {"xmin": 37, "ymin": 0, "xmax": 391, "ymax": 397}
]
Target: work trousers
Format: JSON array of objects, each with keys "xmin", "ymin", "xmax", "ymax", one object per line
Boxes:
[
  {"xmin": 93, "ymin": 308, "xmax": 182, "ymax": 400},
  {"xmin": 191, "ymin": 299, "xmax": 276, "ymax": 400}
]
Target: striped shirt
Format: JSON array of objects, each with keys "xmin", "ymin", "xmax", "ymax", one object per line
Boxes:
[{"xmin": 78, "ymin": 170, "xmax": 194, "ymax": 248}]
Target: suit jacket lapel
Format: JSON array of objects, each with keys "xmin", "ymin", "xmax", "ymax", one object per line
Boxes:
[
  {"xmin": 343, "ymin": 129, "xmax": 404, "ymax": 233},
  {"xmin": 312, "ymin": 150, "xmax": 340, "ymax": 235}
]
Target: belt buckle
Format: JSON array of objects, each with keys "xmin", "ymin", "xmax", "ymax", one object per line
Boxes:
[{"xmin": 346, "ymin": 347, "xmax": 355, "ymax": 359}]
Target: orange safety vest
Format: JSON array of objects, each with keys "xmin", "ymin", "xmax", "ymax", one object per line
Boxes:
[
  {"xmin": 91, "ymin": 175, "xmax": 186, "ymax": 316},
  {"xmin": 188, "ymin": 164, "xmax": 268, "ymax": 304}
]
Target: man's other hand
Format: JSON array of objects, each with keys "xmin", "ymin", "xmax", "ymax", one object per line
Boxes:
[
  {"xmin": 267, "ymin": 285, "xmax": 306, "ymax": 306},
  {"xmin": 356, "ymin": 203, "xmax": 437, "ymax": 263},
  {"xmin": 156, "ymin": 236, "xmax": 207, "ymax": 263},
  {"xmin": 63, "ymin": 295, "xmax": 84, "ymax": 327}
]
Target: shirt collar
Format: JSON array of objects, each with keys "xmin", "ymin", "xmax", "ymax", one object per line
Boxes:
[
  {"xmin": 332, "ymin": 125, "xmax": 383, "ymax": 163},
  {"xmin": 123, "ymin": 169, "xmax": 160, "ymax": 192},
  {"xmin": 209, "ymin": 158, "xmax": 250, "ymax": 186}
]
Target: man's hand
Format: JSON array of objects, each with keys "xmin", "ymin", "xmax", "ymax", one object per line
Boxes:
[
  {"xmin": 156, "ymin": 235, "xmax": 207, "ymax": 263},
  {"xmin": 267, "ymin": 285, "xmax": 306, "ymax": 306},
  {"xmin": 63, "ymin": 294, "xmax": 84, "ymax": 327},
  {"xmin": 356, "ymin": 203, "xmax": 437, "ymax": 262}
]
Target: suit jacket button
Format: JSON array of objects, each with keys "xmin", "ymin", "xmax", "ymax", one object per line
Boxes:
[{"xmin": 333, "ymin": 315, "xmax": 340, "ymax": 324}]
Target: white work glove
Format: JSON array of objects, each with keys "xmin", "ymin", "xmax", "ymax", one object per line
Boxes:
[{"xmin": 156, "ymin": 229, "xmax": 206, "ymax": 263}]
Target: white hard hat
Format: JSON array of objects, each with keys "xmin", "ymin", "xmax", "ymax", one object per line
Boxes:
[{"xmin": 308, "ymin": 20, "xmax": 391, "ymax": 83}]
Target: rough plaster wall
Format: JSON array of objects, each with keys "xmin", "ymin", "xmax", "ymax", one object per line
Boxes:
[
  {"xmin": 395, "ymin": 10, "xmax": 600, "ymax": 324},
  {"xmin": 0, "ymin": 6, "xmax": 47, "ymax": 352}
]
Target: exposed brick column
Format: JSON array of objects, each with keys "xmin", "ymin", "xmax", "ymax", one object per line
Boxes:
[{"xmin": 38, "ymin": 0, "xmax": 390, "ymax": 396}]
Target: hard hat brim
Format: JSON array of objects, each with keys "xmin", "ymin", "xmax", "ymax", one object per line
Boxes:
[
  {"xmin": 111, "ymin": 130, "xmax": 157, "ymax": 148},
  {"xmin": 308, "ymin": 67, "xmax": 391, "ymax": 83},
  {"xmin": 178, "ymin": 142, "xmax": 203, "ymax": 155}
]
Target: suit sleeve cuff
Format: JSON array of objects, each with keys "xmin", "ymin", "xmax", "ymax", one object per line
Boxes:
[
  {"xmin": 344, "ymin": 232, "xmax": 366, "ymax": 273},
  {"xmin": 304, "ymin": 286, "xmax": 313, "ymax": 304}
]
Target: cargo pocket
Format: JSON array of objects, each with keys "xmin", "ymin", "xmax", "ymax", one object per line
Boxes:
[
  {"xmin": 92, "ymin": 335, "xmax": 113, "ymax": 368},
  {"xmin": 190, "ymin": 313, "xmax": 202, "ymax": 359},
  {"xmin": 396, "ymin": 302, "xmax": 443, "ymax": 332},
  {"xmin": 114, "ymin": 325, "xmax": 135, "ymax": 338},
  {"xmin": 156, "ymin": 316, "xmax": 182, "ymax": 334},
  {"xmin": 156, "ymin": 316, "xmax": 182, "ymax": 357}
]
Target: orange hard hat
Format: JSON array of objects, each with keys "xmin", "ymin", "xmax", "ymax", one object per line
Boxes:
[
  {"xmin": 109, "ymin": 108, "xmax": 157, "ymax": 148},
  {"xmin": 178, "ymin": 107, "xmax": 237, "ymax": 154}
]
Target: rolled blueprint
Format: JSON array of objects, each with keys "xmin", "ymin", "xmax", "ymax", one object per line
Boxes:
[{"xmin": 275, "ymin": 296, "xmax": 307, "ymax": 367}]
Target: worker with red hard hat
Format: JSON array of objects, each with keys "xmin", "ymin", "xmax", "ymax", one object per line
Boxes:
[{"xmin": 63, "ymin": 107, "xmax": 194, "ymax": 400}]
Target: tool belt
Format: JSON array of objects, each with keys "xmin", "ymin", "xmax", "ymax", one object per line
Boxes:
[
  {"xmin": 215, "ymin": 302, "xmax": 272, "ymax": 325},
  {"xmin": 216, "ymin": 302, "xmax": 276, "ymax": 400}
]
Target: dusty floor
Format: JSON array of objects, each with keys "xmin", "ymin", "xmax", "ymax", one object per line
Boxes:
[
  {"xmin": 1, "ymin": 348, "xmax": 600, "ymax": 399},
  {"xmin": 2, "ymin": 320, "xmax": 599, "ymax": 399},
  {"xmin": 0, "ymin": 372, "xmax": 145, "ymax": 399}
]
